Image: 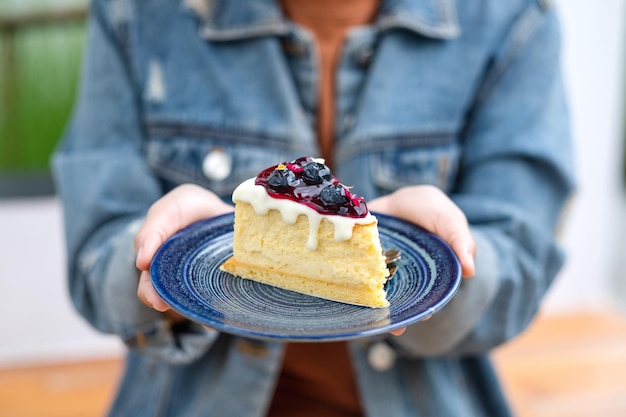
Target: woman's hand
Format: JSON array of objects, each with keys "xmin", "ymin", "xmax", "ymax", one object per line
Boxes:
[
  {"xmin": 368, "ymin": 185, "xmax": 476, "ymax": 337},
  {"xmin": 368, "ymin": 185, "xmax": 476, "ymax": 279},
  {"xmin": 134, "ymin": 184, "xmax": 234, "ymax": 312},
  {"xmin": 132, "ymin": 183, "xmax": 474, "ymax": 337}
]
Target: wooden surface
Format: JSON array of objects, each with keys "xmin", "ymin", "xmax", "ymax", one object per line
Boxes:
[
  {"xmin": 0, "ymin": 358, "xmax": 122, "ymax": 417},
  {"xmin": 1, "ymin": 310, "xmax": 626, "ymax": 417},
  {"xmin": 492, "ymin": 309, "xmax": 626, "ymax": 417}
]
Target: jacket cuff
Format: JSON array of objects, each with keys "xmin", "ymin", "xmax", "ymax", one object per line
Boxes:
[
  {"xmin": 388, "ymin": 229, "xmax": 499, "ymax": 356},
  {"xmin": 103, "ymin": 219, "xmax": 218, "ymax": 364},
  {"xmin": 122, "ymin": 319, "xmax": 219, "ymax": 364}
]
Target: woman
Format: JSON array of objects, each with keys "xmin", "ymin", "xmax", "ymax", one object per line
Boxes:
[{"xmin": 53, "ymin": 0, "xmax": 574, "ymax": 415}]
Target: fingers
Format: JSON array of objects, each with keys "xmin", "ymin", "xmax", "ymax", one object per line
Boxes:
[
  {"xmin": 135, "ymin": 184, "xmax": 233, "ymax": 270},
  {"xmin": 164, "ymin": 309, "xmax": 188, "ymax": 324},
  {"xmin": 389, "ymin": 327, "xmax": 406, "ymax": 336},
  {"xmin": 370, "ymin": 186, "xmax": 476, "ymax": 279},
  {"xmin": 366, "ymin": 195, "xmax": 389, "ymax": 215},
  {"xmin": 431, "ymin": 209, "xmax": 476, "ymax": 279},
  {"xmin": 137, "ymin": 270, "xmax": 170, "ymax": 312},
  {"xmin": 389, "ymin": 315, "xmax": 432, "ymax": 337},
  {"xmin": 134, "ymin": 184, "xmax": 233, "ymax": 312},
  {"xmin": 449, "ymin": 234, "xmax": 476, "ymax": 278}
]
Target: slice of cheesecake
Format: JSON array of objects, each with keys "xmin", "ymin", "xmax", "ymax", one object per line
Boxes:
[{"xmin": 220, "ymin": 157, "xmax": 390, "ymax": 308}]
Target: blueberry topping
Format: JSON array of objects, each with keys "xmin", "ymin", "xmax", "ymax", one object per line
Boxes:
[
  {"xmin": 267, "ymin": 169, "xmax": 299, "ymax": 191},
  {"xmin": 302, "ymin": 162, "xmax": 332, "ymax": 185},
  {"xmin": 255, "ymin": 157, "xmax": 368, "ymax": 218},
  {"xmin": 320, "ymin": 183, "xmax": 350, "ymax": 206}
]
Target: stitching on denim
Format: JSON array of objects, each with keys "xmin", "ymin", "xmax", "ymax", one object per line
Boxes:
[
  {"xmin": 181, "ymin": 0, "xmax": 211, "ymax": 22},
  {"xmin": 199, "ymin": 0, "xmax": 288, "ymax": 41},
  {"xmin": 199, "ymin": 22, "xmax": 290, "ymax": 41},
  {"xmin": 474, "ymin": 3, "xmax": 544, "ymax": 106},
  {"xmin": 99, "ymin": 0, "xmax": 145, "ymax": 145},
  {"xmin": 375, "ymin": 15, "xmax": 459, "ymax": 40},
  {"xmin": 537, "ymin": 0, "xmax": 553, "ymax": 11},
  {"xmin": 145, "ymin": 121, "xmax": 295, "ymax": 148},
  {"xmin": 337, "ymin": 133, "xmax": 456, "ymax": 162},
  {"xmin": 436, "ymin": 0, "xmax": 451, "ymax": 26},
  {"xmin": 374, "ymin": 0, "xmax": 460, "ymax": 40}
]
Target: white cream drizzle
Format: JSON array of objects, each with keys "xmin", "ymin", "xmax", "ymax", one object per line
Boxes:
[{"xmin": 232, "ymin": 178, "xmax": 376, "ymax": 250}]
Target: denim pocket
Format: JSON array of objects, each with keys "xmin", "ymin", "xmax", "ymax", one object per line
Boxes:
[
  {"xmin": 370, "ymin": 141, "xmax": 461, "ymax": 193},
  {"xmin": 144, "ymin": 121, "xmax": 300, "ymax": 197},
  {"xmin": 335, "ymin": 133, "xmax": 460, "ymax": 199}
]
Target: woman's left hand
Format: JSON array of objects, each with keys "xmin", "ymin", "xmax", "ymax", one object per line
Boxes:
[
  {"xmin": 368, "ymin": 184, "xmax": 476, "ymax": 278},
  {"xmin": 134, "ymin": 184, "xmax": 234, "ymax": 313},
  {"xmin": 368, "ymin": 185, "xmax": 476, "ymax": 336}
]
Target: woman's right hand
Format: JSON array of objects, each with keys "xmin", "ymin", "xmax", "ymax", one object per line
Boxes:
[{"xmin": 134, "ymin": 184, "xmax": 233, "ymax": 312}]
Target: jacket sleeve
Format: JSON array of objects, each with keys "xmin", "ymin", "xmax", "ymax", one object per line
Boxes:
[
  {"xmin": 390, "ymin": 2, "xmax": 575, "ymax": 356},
  {"xmin": 52, "ymin": 0, "xmax": 217, "ymax": 364}
]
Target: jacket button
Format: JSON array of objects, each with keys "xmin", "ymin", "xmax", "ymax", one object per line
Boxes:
[
  {"xmin": 202, "ymin": 148, "xmax": 232, "ymax": 181},
  {"xmin": 368, "ymin": 341, "xmax": 396, "ymax": 371}
]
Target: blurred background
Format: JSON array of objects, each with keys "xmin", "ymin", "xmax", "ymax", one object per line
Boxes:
[
  {"xmin": 0, "ymin": 0, "xmax": 625, "ymax": 416},
  {"xmin": 0, "ymin": 0, "xmax": 123, "ymax": 364}
]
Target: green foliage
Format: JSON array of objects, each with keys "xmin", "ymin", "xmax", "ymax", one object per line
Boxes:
[{"xmin": 0, "ymin": 5, "xmax": 86, "ymax": 173}]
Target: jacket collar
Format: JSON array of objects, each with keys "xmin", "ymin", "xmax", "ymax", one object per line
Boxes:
[
  {"xmin": 377, "ymin": 0, "xmax": 460, "ymax": 39},
  {"xmin": 185, "ymin": 0, "xmax": 460, "ymax": 41}
]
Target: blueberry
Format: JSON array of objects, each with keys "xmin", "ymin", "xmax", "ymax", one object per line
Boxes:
[
  {"xmin": 302, "ymin": 162, "xmax": 332, "ymax": 185},
  {"xmin": 267, "ymin": 169, "xmax": 299, "ymax": 190},
  {"xmin": 320, "ymin": 183, "xmax": 349, "ymax": 207}
]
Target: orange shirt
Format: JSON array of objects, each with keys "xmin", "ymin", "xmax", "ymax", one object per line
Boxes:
[
  {"xmin": 267, "ymin": 341, "xmax": 364, "ymax": 417},
  {"xmin": 280, "ymin": 0, "xmax": 379, "ymax": 169},
  {"xmin": 268, "ymin": 2, "xmax": 379, "ymax": 416}
]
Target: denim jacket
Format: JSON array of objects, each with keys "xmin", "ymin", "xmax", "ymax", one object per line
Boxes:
[{"xmin": 53, "ymin": 0, "xmax": 574, "ymax": 416}]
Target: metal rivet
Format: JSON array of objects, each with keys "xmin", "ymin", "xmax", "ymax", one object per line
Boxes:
[
  {"xmin": 356, "ymin": 46, "xmax": 374, "ymax": 67},
  {"xmin": 283, "ymin": 40, "xmax": 306, "ymax": 56},
  {"xmin": 368, "ymin": 341, "xmax": 396, "ymax": 371},
  {"xmin": 202, "ymin": 148, "xmax": 232, "ymax": 181}
]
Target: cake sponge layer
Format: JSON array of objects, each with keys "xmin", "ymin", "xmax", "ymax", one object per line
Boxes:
[{"xmin": 220, "ymin": 203, "xmax": 390, "ymax": 308}]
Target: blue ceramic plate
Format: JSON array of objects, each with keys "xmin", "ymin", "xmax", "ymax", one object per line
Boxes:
[{"xmin": 151, "ymin": 212, "xmax": 461, "ymax": 342}]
